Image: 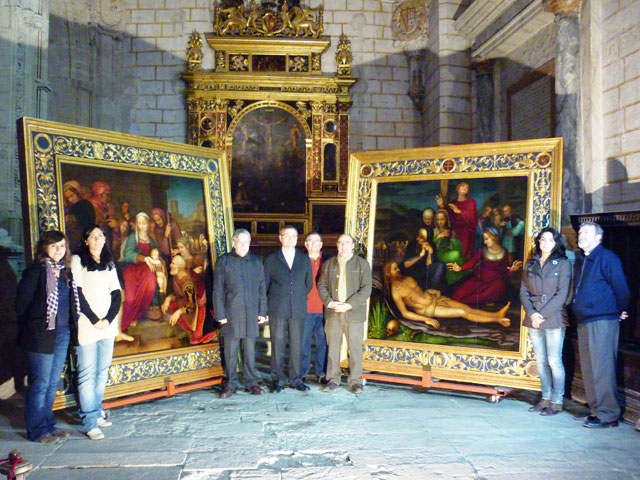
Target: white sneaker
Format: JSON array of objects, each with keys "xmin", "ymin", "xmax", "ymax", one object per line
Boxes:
[
  {"xmin": 97, "ymin": 417, "xmax": 112, "ymax": 428},
  {"xmin": 86, "ymin": 428, "xmax": 104, "ymax": 440}
]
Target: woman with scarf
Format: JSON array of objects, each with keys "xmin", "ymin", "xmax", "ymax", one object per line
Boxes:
[
  {"xmin": 71, "ymin": 225, "xmax": 122, "ymax": 440},
  {"xmin": 16, "ymin": 230, "xmax": 80, "ymax": 444}
]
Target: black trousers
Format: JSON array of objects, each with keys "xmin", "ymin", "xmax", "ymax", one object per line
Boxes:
[
  {"xmin": 270, "ymin": 315, "xmax": 304, "ymax": 387},
  {"xmin": 223, "ymin": 336, "xmax": 260, "ymax": 391}
]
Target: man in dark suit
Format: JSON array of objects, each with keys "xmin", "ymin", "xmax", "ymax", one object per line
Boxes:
[{"xmin": 263, "ymin": 225, "xmax": 313, "ymax": 392}]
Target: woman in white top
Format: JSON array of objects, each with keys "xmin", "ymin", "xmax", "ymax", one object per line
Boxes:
[{"xmin": 71, "ymin": 225, "xmax": 122, "ymax": 440}]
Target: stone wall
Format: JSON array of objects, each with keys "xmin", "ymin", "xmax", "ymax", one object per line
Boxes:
[
  {"xmin": 422, "ymin": 0, "xmax": 472, "ymax": 146},
  {"xmin": 48, "ymin": 0, "xmax": 134, "ymax": 134},
  {"xmin": 119, "ymin": 0, "xmax": 422, "ymax": 150},
  {"xmin": 435, "ymin": 0, "xmax": 471, "ymax": 145},
  {"xmin": 598, "ymin": 0, "xmax": 640, "ymax": 210},
  {"xmin": 0, "ymin": 1, "xmax": 49, "ymax": 255},
  {"xmin": 497, "ymin": 23, "xmax": 555, "ymax": 143}
]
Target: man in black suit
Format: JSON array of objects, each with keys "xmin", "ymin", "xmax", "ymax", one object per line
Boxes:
[{"xmin": 263, "ymin": 225, "xmax": 313, "ymax": 392}]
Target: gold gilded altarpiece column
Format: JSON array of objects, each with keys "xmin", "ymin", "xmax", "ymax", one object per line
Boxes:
[{"xmin": 182, "ymin": 3, "xmax": 356, "ymax": 239}]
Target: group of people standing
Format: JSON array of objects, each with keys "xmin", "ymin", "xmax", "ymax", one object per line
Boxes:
[
  {"xmin": 521, "ymin": 222, "xmax": 630, "ymax": 428},
  {"xmin": 213, "ymin": 226, "xmax": 372, "ymax": 397},
  {"xmin": 17, "ymin": 226, "xmax": 121, "ymax": 443},
  {"xmin": 15, "ymin": 217, "xmax": 629, "ymax": 446}
]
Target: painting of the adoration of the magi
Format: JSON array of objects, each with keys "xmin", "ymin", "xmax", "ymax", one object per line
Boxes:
[{"xmin": 61, "ymin": 163, "xmax": 216, "ymax": 357}]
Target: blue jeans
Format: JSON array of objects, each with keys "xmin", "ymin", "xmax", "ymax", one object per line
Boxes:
[
  {"xmin": 529, "ymin": 327, "xmax": 566, "ymax": 404},
  {"xmin": 300, "ymin": 313, "xmax": 327, "ymax": 378},
  {"xmin": 75, "ymin": 337, "xmax": 115, "ymax": 431},
  {"xmin": 25, "ymin": 328, "xmax": 70, "ymax": 441}
]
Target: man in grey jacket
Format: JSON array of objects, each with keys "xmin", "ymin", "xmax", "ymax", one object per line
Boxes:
[
  {"xmin": 318, "ymin": 234, "xmax": 372, "ymax": 394},
  {"xmin": 213, "ymin": 229, "xmax": 267, "ymax": 398}
]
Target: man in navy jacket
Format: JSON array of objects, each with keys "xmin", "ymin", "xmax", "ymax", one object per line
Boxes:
[
  {"xmin": 573, "ymin": 221, "xmax": 630, "ymax": 428},
  {"xmin": 263, "ymin": 226, "xmax": 313, "ymax": 392}
]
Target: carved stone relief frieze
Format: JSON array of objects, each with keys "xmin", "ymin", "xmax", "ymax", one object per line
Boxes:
[{"xmin": 391, "ymin": 0, "xmax": 430, "ymax": 113}]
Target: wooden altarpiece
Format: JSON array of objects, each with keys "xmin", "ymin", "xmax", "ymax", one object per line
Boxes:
[{"xmin": 182, "ymin": 2, "xmax": 356, "ymax": 240}]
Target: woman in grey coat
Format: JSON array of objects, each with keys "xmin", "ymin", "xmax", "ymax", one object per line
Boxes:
[{"xmin": 520, "ymin": 227, "xmax": 571, "ymax": 416}]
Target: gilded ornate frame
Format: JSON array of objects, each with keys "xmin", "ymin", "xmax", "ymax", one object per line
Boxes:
[
  {"xmin": 346, "ymin": 138, "xmax": 563, "ymax": 389},
  {"xmin": 18, "ymin": 117, "xmax": 233, "ymax": 405}
]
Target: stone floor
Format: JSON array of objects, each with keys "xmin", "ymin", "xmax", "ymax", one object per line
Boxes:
[{"xmin": 1, "ymin": 378, "xmax": 639, "ymax": 480}]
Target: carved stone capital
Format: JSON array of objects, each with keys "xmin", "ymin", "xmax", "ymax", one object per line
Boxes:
[
  {"xmin": 543, "ymin": 0, "xmax": 582, "ymax": 15},
  {"xmin": 471, "ymin": 59, "xmax": 494, "ymax": 76}
]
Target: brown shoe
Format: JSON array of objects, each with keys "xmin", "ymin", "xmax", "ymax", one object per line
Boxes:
[
  {"xmin": 219, "ymin": 387, "xmax": 234, "ymax": 399},
  {"xmin": 36, "ymin": 433, "xmax": 59, "ymax": 444},
  {"xmin": 246, "ymin": 385, "xmax": 263, "ymax": 395},
  {"xmin": 528, "ymin": 399, "xmax": 550, "ymax": 412},
  {"xmin": 322, "ymin": 382, "xmax": 339, "ymax": 393},
  {"xmin": 350, "ymin": 384, "xmax": 363, "ymax": 395},
  {"xmin": 52, "ymin": 429, "xmax": 70, "ymax": 439},
  {"xmin": 540, "ymin": 403, "xmax": 563, "ymax": 416}
]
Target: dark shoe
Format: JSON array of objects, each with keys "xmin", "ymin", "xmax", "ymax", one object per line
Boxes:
[
  {"xmin": 246, "ymin": 385, "xmax": 263, "ymax": 395},
  {"xmin": 540, "ymin": 402, "xmax": 563, "ymax": 416},
  {"xmin": 350, "ymin": 384, "xmax": 363, "ymax": 394},
  {"xmin": 583, "ymin": 417, "xmax": 619, "ymax": 429},
  {"xmin": 291, "ymin": 383, "xmax": 310, "ymax": 392},
  {"xmin": 36, "ymin": 433, "xmax": 59, "ymax": 444},
  {"xmin": 573, "ymin": 413, "xmax": 597, "ymax": 422},
  {"xmin": 52, "ymin": 429, "xmax": 70, "ymax": 439},
  {"xmin": 528, "ymin": 399, "xmax": 550, "ymax": 412},
  {"xmin": 318, "ymin": 376, "xmax": 329, "ymax": 385},
  {"xmin": 219, "ymin": 387, "xmax": 234, "ymax": 399},
  {"xmin": 270, "ymin": 383, "xmax": 284, "ymax": 393},
  {"xmin": 322, "ymin": 382, "xmax": 339, "ymax": 393},
  {"xmin": 540, "ymin": 405, "xmax": 562, "ymax": 416}
]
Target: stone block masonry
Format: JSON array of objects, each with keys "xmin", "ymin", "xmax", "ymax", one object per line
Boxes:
[
  {"xmin": 122, "ymin": 1, "xmax": 422, "ymax": 151},
  {"xmin": 601, "ymin": 0, "xmax": 640, "ymax": 207}
]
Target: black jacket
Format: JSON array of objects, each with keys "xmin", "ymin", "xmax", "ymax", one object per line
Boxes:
[
  {"xmin": 15, "ymin": 262, "xmax": 79, "ymax": 353},
  {"xmin": 213, "ymin": 251, "xmax": 267, "ymax": 339},
  {"xmin": 263, "ymin": 248, "xmax": 312, "ymax": 320}
]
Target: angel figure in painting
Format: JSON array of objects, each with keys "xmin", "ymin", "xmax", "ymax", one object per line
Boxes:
[{"xmin": 383, "ymin": 261, "xmax": 512, "ymax": 329}]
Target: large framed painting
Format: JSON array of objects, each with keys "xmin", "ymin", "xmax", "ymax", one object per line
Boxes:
[
  {"xmin": 346, "ymin": 138, "xmax": 563, "ymax": 389},
  {"xmin": 18, "ymin": 117, "xmax": 233, "ymax": 405}
]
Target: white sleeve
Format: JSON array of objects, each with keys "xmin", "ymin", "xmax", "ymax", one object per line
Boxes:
[
  {"xmin": 70, "ymin": 255, "xmax": 84, "ymax": 288},
  {"xmin": 109, "ymin": 265, "xmax": 122, "ymax": 292}
]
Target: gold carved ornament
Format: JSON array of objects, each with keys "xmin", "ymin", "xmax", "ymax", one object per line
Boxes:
[
  {"xmin": 336, "ymin": 34, "xmax": 352, "ymax": 77},
  {"xmin": 187, "ymin": 31, "xmax": 203, "ymax": 72},
  {"xmin": 213, "ymin": 1, "xmax": 324, "ymax": 38}
]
